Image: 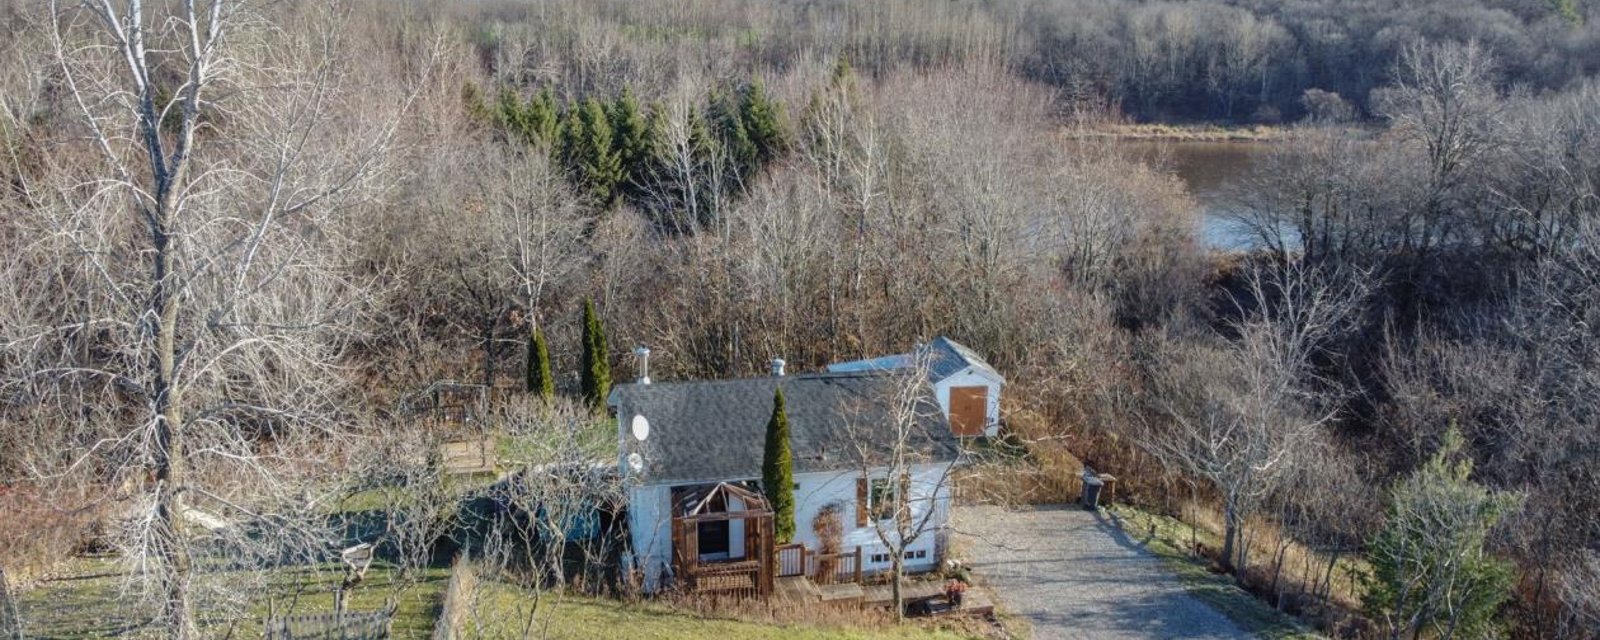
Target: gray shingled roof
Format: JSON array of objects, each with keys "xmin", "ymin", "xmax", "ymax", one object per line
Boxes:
[
  {"xmin": 927, "ymin": 336, "xmax": 1005, "ymax": 383},
  {"xmin": 825, "ymin": 336, "xmax": 1005, "ymax": 384},
  {"xmin": 613, "ymin": 371, "xmax": 960, "ymax": 486}
]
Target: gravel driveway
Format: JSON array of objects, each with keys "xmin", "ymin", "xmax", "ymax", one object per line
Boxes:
[{"xmin": 952, "ymin": 505, "xmax": 1250, "ymax": 640}]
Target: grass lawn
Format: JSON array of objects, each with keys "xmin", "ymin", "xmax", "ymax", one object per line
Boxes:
[
  {"xmin": 15, "ymin": 557, "xmax": 448, "ymax": 639},
  {"xmin": 18, "ymin": 559, "xmax": 989, "ymax": 640},
  {"xmin": 465, "ymin": 582, "xmax": 987, "ymax": 640},
  {"xmin": 1107, "ymin": 505, "xmax": 1323, "ymax": 640}
]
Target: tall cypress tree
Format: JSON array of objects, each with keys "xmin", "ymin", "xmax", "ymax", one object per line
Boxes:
[
  {"xmin": 579, "ymin": 299, "xmax": 610, "ymax": 411},
  {"xmin": 762, "ymin": 388, "xmax": 796, "ymax": 543},
  {"xmin": 525, "ymin": 324, "xmax": 554, "ymax": 400}
]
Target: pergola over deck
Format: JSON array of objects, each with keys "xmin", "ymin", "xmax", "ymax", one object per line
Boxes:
[{"xmin": 670, "ymin": 482, "xmax": 775, "ymax": 597}]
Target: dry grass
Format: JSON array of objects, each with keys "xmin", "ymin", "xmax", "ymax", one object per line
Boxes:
[
  {"xmin": 466, "ymin": 583, "xmax": 1000, "ymax": 639},
  {"xmin": 1117, "ymin": 502, "xmax": 1370, "ymax": 637},
  {"xmin": 1066, "ymin": 123, "xmax": 1287, "ymax": 142},
  {"xmin": 0, "ymin": 483, "xmax": 106, "ymax": 584},
  {"xmin": 1108, "ymin": 505, "xmax": 1322, "ymax": 639}
]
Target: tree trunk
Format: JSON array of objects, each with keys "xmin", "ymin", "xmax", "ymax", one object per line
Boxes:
[
  {"xmin": 1320, "ymin": 552, "xmax": 1340, "ymax": 604},
  {"xmin": 1221, "ymin": 501, "xmax": 1238, "ymax": 573},
  {"xmin": 152, "ymin": 223, "xmax": 195, "ymax": 640},
  {"xmin": 891, "ymin": 554, "xmax": 905, "ymax": 623}
]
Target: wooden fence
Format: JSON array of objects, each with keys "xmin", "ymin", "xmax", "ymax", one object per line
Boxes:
[
  {"xmin": 264, "ymin": 609, "xmax": 391, "ymax": 640},
  {"xmin": 432, "ymin": 554, "xmax": 478, "ymax": 640},
  {"xmin": 687, "ymin": 559, "xmax": 764, "ymax": 599}
]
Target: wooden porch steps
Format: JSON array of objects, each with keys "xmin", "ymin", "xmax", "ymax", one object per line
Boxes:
[
  {"xmin": 775, "ymin": 576, "xmax": 820, "ymax": 603},
  {"xmin": 816, "ymin": 582, "xmax": 865, "ymax": 605}
]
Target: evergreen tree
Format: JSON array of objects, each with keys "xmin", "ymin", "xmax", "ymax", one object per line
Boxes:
[
  {"xmin": 497, "ymin": 87, "xmax": 530, "ymax": 143},
  {"xmin": 740, "ymin": 79, "xmax": 788, "ymax": 164},
  {"xmin": 709, "ymin": 88, "xmax": 757, "ymax": 179},
  {"xmin": 562, "ymin": 98, "xmax": 624, "ymax": 209},
  {"xmin": 558, "ymin": 105, "xmax": 583, "ymax": 169},
  {"xmin": 579, "ymin": 299, "xmax": 610, "ymax": 411},
  {"xmin": 525, "ymin": 324, "xmax": 554, "ymax": 400},
  {"xmin": 609, "ymin": 88, "xmax": 651, "ymax": 192},
  {"xmin": 527, "ymin": 87, "xmax": 561, "ymax": 148},
  {"xmin": 462, "ymin": 82, "xmax": 493, "ymax": 126},
  {"xmin": 829, "ymin": 55, "xmax": 854, "ymax": 91},
  {"xmin": 762, "ymin": 387, "xmax": 796, "ymax": 543},
  {"xmin": 1365, "ymin": 428, "xmax": 1521, "ymax": 640}
]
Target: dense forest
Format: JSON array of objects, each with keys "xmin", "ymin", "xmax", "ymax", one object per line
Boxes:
[{"xmin": 1, "ymin": 0, "xmax": 1598, "ymax": 638}]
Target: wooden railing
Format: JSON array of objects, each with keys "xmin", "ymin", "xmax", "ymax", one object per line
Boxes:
[
  {"xmin": 806, "ymin": 547, "xmax": 862, "ymax": 585},
  {"xmin": 688, "ymin": 559, "xmax": 763, "ymax": 598},
  {"xmin": 775, "ymin": 543, "xmax": 807, "ymax": 577}
]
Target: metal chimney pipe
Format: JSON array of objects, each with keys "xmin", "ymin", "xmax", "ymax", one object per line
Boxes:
[
  {"xmin": 633, "ymin": 346, "xmax": 651, "ymax": 384},
  {"xmin": 771, "ymin": 358, "xmax": 785, "ymax": 377}
]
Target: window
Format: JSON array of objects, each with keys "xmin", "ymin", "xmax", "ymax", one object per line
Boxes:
[
  {"xmin": 868, "ymin": 477, "xmax": 900, "ymax": 521},
  {"xmin": 903, "ymin": 549, "xmax": 926, "ymax": 560},
  {"xmin": 870, "ymin": 553, "xmax": 889, "ymax": 563}
]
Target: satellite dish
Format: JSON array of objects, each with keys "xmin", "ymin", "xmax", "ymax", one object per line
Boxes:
[
  {"xmin": 627, "ymin": 452, "xmax": 644, "ymax": 474},
  {"xmin": 631, "ymin": 415, "xmax": 651, "ymax": 441}
]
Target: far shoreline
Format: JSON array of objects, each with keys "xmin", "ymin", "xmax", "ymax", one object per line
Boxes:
[{"xmin": 1064, "ymin": 122, "xmax": 1286, "ymax": 143}]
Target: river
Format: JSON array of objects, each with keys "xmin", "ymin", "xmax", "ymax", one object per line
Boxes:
[{"xmin": 1107, "ymin": 139, "xmax": 1276, "ymax": 250}]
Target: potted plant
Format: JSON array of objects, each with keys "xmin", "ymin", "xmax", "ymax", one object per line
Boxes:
[{"xmin": 944, "ymin": 578, "xmax": 968, "ymax": 606}]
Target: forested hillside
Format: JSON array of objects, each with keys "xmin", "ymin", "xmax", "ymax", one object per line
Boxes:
[{"xmin": 0, "ymin": 1, "xmax": 1597, "ymax": 638}]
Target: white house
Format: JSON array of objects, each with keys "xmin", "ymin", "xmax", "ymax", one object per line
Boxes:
[
  {"xmin": 610, "ymin": 363, "xmax": 964, "ymax": 594},
  {"xmin": 827, "ymin": 336, "xmax": 1005, "ymax": 438}
]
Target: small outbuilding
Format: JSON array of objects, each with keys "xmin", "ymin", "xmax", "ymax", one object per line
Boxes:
[{"xmin": 826, "ymin": 337, "xmax": 1004, "ymax": 438}]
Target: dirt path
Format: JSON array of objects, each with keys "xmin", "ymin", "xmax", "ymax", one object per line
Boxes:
[{"xmin": 952, "ymin": 505, "xmax": 1250, "ymax": 640}]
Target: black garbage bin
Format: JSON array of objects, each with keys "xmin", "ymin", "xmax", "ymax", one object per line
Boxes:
[{"xmin": 1081, "ymin": 469, "xmax": 1104, "ymax": 510}]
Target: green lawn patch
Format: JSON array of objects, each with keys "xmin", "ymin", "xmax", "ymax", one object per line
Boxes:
[
  {"xmin": 1106, "ymin": 505, "xmax": 1322, "ymax": 640},
  {"xmin": 15, "ymin": 558, "xmax": 447, "ymax": 640}
]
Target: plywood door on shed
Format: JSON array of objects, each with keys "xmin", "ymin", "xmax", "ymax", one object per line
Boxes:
[{"xmin": 949, "ymin": 386, "xmax": 988, "ymax": 436}]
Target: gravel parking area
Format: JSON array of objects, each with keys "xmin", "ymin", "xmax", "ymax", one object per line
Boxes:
[{"xmin": 952, "ymin": 505, "xmax": 1249, "ymax": 640}]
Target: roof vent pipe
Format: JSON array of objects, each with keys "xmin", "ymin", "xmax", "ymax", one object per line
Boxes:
[
  {"xmin": 771, "ymin": 358, "xmax": 786, "ymax": 377},
  {"xmin": 633, "ymin": 346, "xmax": 651, "ymax": 384}
]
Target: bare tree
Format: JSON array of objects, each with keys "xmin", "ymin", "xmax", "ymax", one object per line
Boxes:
[
  {"xmin": 1137, "ymin": 260, "xmax": 1369, "ymax": 576},
  {"xmin": 1372, "ymin": 39, "xmax": 1505, "ymax": 257},
  {"xmin": 483, "ymin": 149, "xmax": 586, "ymax": 375},
  {"xmin": 466, "ymin": 397, "xmax": 623, "ymax": 640},
  {"xmin": 841, "ymin": 352, "xmax": 962, "ymax": 622},
  {"xmin": 1558, "ymin": 550, "xmax": 1600, "ymax": 634},
  {"xmin": 0, "ymin": 2, "xmax": 429, "ymax": 634}
]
